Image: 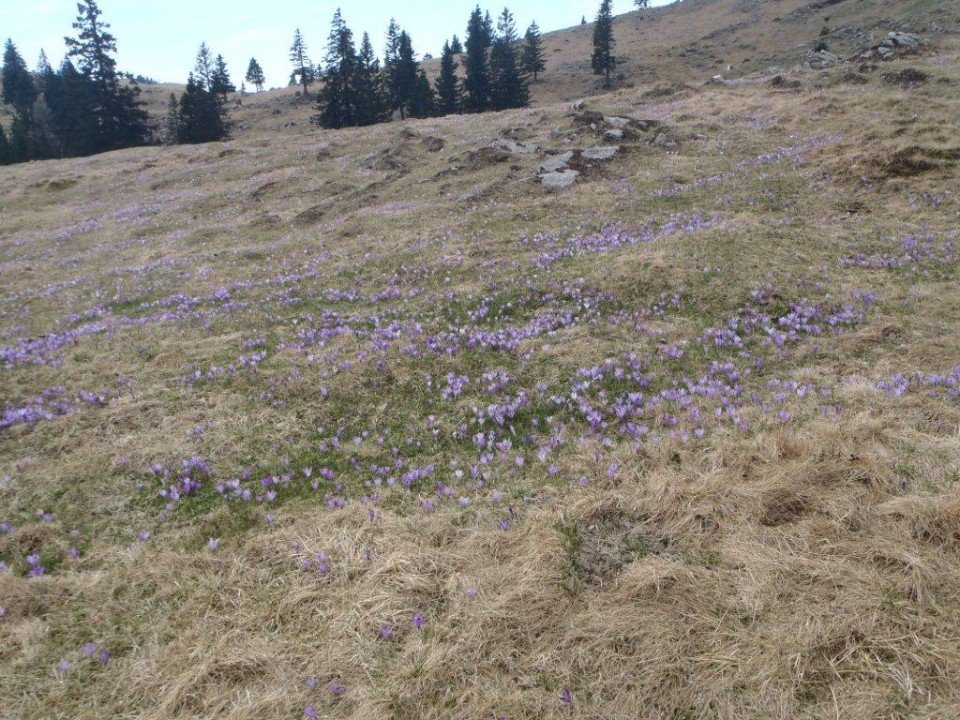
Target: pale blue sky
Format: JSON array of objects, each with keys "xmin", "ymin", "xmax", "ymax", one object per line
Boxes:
[{"xmin": 1, "ymin": 1, "xmax": 674, "ymax": 87}]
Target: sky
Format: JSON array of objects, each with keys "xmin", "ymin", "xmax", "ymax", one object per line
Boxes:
[{"xmin": 1, "ymin": 1, "xmax": 675, "ymax": 88}]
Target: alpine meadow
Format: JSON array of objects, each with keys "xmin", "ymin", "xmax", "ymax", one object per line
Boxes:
[{"xmin": 2, "ymin": 0, "xmax": 960, "ymax": 719}]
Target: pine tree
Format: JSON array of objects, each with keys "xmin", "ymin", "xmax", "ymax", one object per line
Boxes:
[
  {"xmin": 193, "ymin": 42, "xmax": 214, "ymax": 88},
  {"xmin": 290, "ymin": 28, "xmax": 313, "ymax": 97},
  {"xmin": 408, "ymin": 70, "xmax": 435, "ymax": 119},
  {"xmin": 163, "ymin": 92, "xmax": 180, "ymax": 144},
  {"xmin": 382, "ymin": 19, "xmax": 403, "ymax": 117},
  {"xmin": 355, "ymin": 32, "xmax": 389, "ymax": 126},
  {"xmin": 463, "ymin": 6, "xmax": 490, "ymax": 112},
  {"xmin": 489, "ymin": 8, "xmax": 529, "ymax": 111},
  {"xmin": 211, "ymin": 54, "xmax": 235, "ymax": 99},
  {"xmin": 450, "ymin": 35, "xmax": 464, "ymax": 55},
  {"xmin": 392, "ymin": 31, "xmax": 419, "ymax": 120},
  {"xmin": 65, "ymin": 0, "xmax": 149, "ymax": 152},
  {"xmin": 35, "ymin": 49, "xmax": 52, "ymax": 92},
  {"xmin": 521, "ymin": 21, "xmax": 546, "ymax": 81},
  {"xmin": 245, "ymin": 57, "xmax": 265, "ymax": 92},
  {"xmin": 591, "ymin": 0, "xmax": 616, "ymax": 88},
  {"xmin": 2, "ymin": 39, "xmax": 39, "ymax": 116},
  {"xmin": 435, "ymin": 40, "xmax": 460, "ymax": 115},
  {"xmin": 481, "ymin": 11, "xmax": 495, "ymax": 48},
  {"xmin": 0, "ymin": 123, "xmax": 11, "ymax": 165},
  {"xmin": 177, "ymin": 70, "xmax": 227, "ymax": 143},
  {"xmin": 43, "ymin": 58, "xmax": 98, "ymax": 157},
  {"xmin": 314, "ymin": 9, "xmax": 360, "ymax": 129}
]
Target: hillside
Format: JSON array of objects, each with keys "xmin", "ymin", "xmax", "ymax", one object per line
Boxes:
[{"xmin": 1, "ymin": 4, "xmax": 960, "ymax": 720}]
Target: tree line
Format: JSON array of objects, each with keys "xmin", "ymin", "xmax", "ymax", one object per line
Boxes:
[{"xmin": 2, "ymin": 1, "xmax": 630, "ymax": 164}]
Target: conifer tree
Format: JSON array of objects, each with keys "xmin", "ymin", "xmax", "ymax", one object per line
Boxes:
[
  {"xmin": 65, "ymin": 0, "xmax": 149, "ymax": 152},
  {"xmin": 2, "ymin": 39, "xmax": 39, "ymax": 116},
  {"xmin": 435, "ymin": 40, "xmax": 460, "ymax": 115},
  {"xmin": 177, "ymin": 69, "xmax": 227, "ymax": 143},
  {"xmin": 392, "ymin": 31, "xmax": 418, "ymax": 120},
  {"xmin": 521, "ymin": 21, "xmax": 546, "ymax": 81},
  {"xmin": 489, "ymin": 8, "xmax": 529, "ymax": 111},
  {"xmin": 43, "ymin": 58, "xmax": 98, "ymax": 157},
  {"xmin": 163, "ymin": 92, "xmax": 180, "ymax": 144},
  {"xmin": 356, "ymin": 32, "xmax": 389, "ymax": 126},
  {"xmin": 289, "ymin": 28, "xmax": 313, "ymax": 97},
  {"xmin": 482, "ymin": 11, "xmax": 495, "ymax": 48},
  {"xmin": 245, "ymin": 57, "xmax": 265, "ymax": 92},
  {"xmin": 314, "ymin": 9, "xmax": 360, "ymax": 129},
  {"xmin": 463, "ymin": 6, "xmax": 490, "ymax": 112},
  {"xmin": 407, "ymin": 70, "xmax": 435, "ymax": 119},
  {"xmin": 450, "ymin": 35, "xmax": 464, "ymax": 54},
  {"xmin": 35, "ymin": 49, "xmax": 52, "ymax": 92},
  {"xmin": 211, "ymin": 54, "xmax": 235, "ymax": 99},
  {"xmin": 0, "ymin": 123, "xmax": 11, "ymax": 165},
  {"xmin": 591, "ymin": 0, "xmax": 616, "ymax": 88},
  {"xmin": 382, "ymin": 19, "xmax": 404, "ymax": 117}
]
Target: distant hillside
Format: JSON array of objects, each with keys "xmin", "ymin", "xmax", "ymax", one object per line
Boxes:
[{"xmin": 172, "ymin": 0, "xmax": 957, "ymax": 139}]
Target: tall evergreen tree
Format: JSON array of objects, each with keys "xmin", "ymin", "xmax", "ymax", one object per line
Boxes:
[
  {"xmin": 65, "ymin": 0, "xmax": 149, "ymax": 151},
  {"xmin": 450, "ymin": 35, "xmax": 464, "ymax": 55},
  {"xmin": 2, "ymin": 39, "xmax": 39, "ymax": 116},
  {"xmin": 245, "ymin": 57, "xmax": 265, "ymax": 92},
  {"xmin": 0, "ymin": 124, "xmax": 11, "ymax": 165},
  {"xmin": 489, "ymin": 8, "xmax": 529, "ymax": 111},
  {"xmin": 193, "ymin": 42, "xmax": 215, "ymax": 88},
  {"xmin": 211, "ymin": 54, "xmax": 235, "ymax": 99},
  {"xmin": 435, "ymin": 40, "xmax": 460, "ymax": 116},
  {"xmin": 463, "ymin": 6, "xmax": 490, "ymax": 113},
  {"xmin": 382, "ymin": 18, "xmax": 402, "ymax": 117},
  {"xmin": 591, "ymin": 0, "xmax": 616, "ymax": 88},
  {"xmin": 408, "ymin": 70, "xmax": 435, "ymax": 119},
  {"xmin": 481, "ymin": 11, "xmax": 495, "ymax": 48},
  {"xmin": 314, "ymin": 9, "xmax": 360, "ymax": 129},
  {"xmin": 177, "ymin": 69, "xmax": 227, "ymax": 144},
  {"xmin": 43, "ymin": 58, "xmax": 98, "ymax": 157},
  {"xmin": 392, "ymin": 31, "xmax": 418, "ymax": 120},
  {"xmin": 163, "ymin": 92, "xmax": 180, "ymax": 144},
  {"xmin": 521, "ymin": 21, "xmax": 546, "ymax": 81},
  {"xmin": 355, "ymin": 32, "xmax": 389, "ymax": 125},
  {"xmin": 289, "ymin": 28, "xmax": 313, "ymax": 97}
]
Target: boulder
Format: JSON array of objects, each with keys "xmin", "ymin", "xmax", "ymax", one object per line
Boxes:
[
  {"xmin": 540, "ymin": 151, "xmax": 575, "ymax": 173},
  {"xmin": 572, "ymin": 99, "xmax": 586, "ymax": 110},
  {"xmin": 651, "ymin": 132, "xmax": 678, "ymax": 149},
  {"xmin": 540, "ymin": 170, "xmax": 580, "ymax": 188},
  {"xmin": 605, "ymin": 129, "xmax": 625, "ymax": 141},
  {"xmin": 493, "ymin": 139, "xmax": 539, "ymax": 154},
  {"xmin": 581, "ymin": 145, "xmax": 620, "ymax": 161},
  {"xmin": 603, "ymin": 115, "xmax": 632, "ymax": 129}
]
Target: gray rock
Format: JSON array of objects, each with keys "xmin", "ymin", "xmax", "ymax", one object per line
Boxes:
[
  {"xmin": 604, "ymin": 129, "xmax": 624, "ymax": 141},
  {"xmin": 572, "ymin": 99, "xmax": 586, "ymax": 110},
  {"xmin": 603, "ymin": 115, "xmax": 632, "ymax": 129},
  {"xmin": 710, "ymin": 74, "xmax": 725, "ymax": 84},
  {"xmin": 540, "ymin": 151, "xmax": 575, "ymax": 172},
  {"xmin": 581, "ymin": 145, "xmax": 620, "ymax": 161},
  {"xmin": 493, "ymin": 139, "xmax": 539, "ymax": 154},
  {"xmin": 540, "ymin": 170, "xmax": 580, "ymax": 188},
  {"xmin": 652, "ymin": 132, "xmax": 678, "ymax": 149},
  {"xmin": 885, "ymin": 32, "xmax": 919, "ymax": 49}
]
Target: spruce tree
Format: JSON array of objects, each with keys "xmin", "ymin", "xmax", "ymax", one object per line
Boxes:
[
  {"xmin": 356, "ymin": 32, "xmax": 389, "ymax": 126},
  {"xmin": 382, "ymin": 19, "xmax": 403, "ymax": 118},
  {"xmin": 392, "ymin": 31, "xmax": 418, "ymax": 120},
  {"xmin": 450, "ymin": 35, "xmax": 464, "ymax": 55},
  {"xmin": 314, "ymin": 9, "xmax": 360, "ymax": 129},
  {"xmin": 211, "ymin": 54, "xmax": 235, "ymax": 99},
  {"xmin": 245, "ymin": 57, "xmax": 265, "ymax": 92},
  {"xmin": 435, "ymin": 40, "xmax": 460, "ymax": 116},
  {"xmin": 43, "ymin": 58, "xmax": 98, "ymax": 157},
  {"xmin": 0, "ymin": 124, "xmax": 11, "ymax": 165},
  {"xmin": 463, "ymin": 6, "xmax": 490, "ymax": 113},
  {"xmin": 177, "ymin": 70, "xmax": 227, "ymax": 143},
  {"xmin": 2, "ymin": 39, "xmax": 39, "ymax": 116},
  {"xmin": 489, "ymin": 8, "xmax": 529, "ymax": 111},
  {"xmin": 408, "ymin": 70, "xmax": 435, "ymax": 119},
  {"xmin": 163, "ymin": 92, "xmax": 180, "ymax": 144},
  {"xmin": 289, "ymin": 28, "xmax": 312, "ymax": 97},
  {"xmin": 591, "ymin": 0, "xmax": 616, "ymax": 88},
  {"xmin": 521, "ymin": 22, "xmax": 546, "ymax": 81},
  {"xmin": 481, "ymin": 11, "xmax": 495, "ymax": 48},
  {"xmin": 65, "ymin": 0, "xmax": 149, "ymax": 152}
]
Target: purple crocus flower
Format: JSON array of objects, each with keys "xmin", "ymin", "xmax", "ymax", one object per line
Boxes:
[
  {"xmin": 412, "ymin": 612, "xmax": 425, "ymax": 629},
  {"xmin": 560, "ymin": 688, "xmax": 573, "ymax": 704}
]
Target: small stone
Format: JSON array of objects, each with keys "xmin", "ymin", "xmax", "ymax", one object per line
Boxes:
[
  {"xmin": 604, "ymin": 129, "xmax": 624, "ymax": 140},
  {"xmin": 493, "ymin": 139, "xmax": 539, "ymax": 154},
  {"xmin": 572, "ymin": 99, "xmax": 586, "ymax": 110},
  {"xmin": 540, "ymin": 151, "xmax": 574, "ymax": 172},
  {"xmin": 540, "ymin": 170, "xmax": 580, "ymax": 188},
  {"xmin": 581, "ymin": 145, "xmax": 620, "ymax": 161},
  {"xmin": 652, "ymin": 132, "xmax": 678, "ymax": 149},
  {"xmin": 602, "ymin": 115, "xmax": 632, "ymax": 129}
]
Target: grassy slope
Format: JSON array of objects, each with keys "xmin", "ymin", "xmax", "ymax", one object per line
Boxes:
[{"xmin": 2, "ymin": 7, "xmax": 960, "ymax": 720}]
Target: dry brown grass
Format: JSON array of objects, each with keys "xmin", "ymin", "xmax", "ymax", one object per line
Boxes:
[{"xmin": 1, "ymin": 16, "xmax": 960, "ymax": 720}]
